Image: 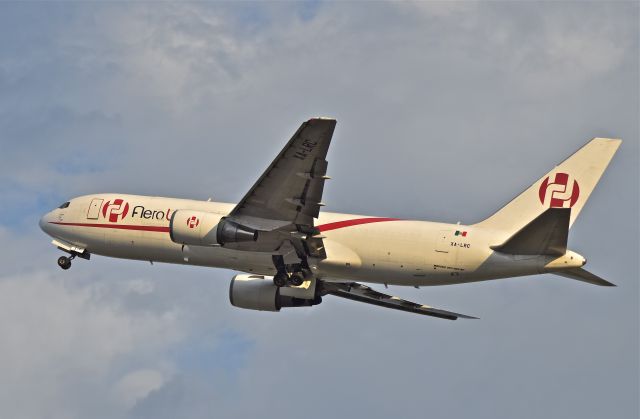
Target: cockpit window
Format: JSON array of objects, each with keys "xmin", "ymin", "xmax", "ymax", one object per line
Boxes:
[{"xmin": 58, "ymin": 202, "xmax": 70, "ymax": 209}]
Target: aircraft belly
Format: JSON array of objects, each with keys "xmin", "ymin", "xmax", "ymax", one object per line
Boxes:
[
  {"xmin": 87, "ymin": 228, "xmax": 275, "ymax": 273},
  {"xmin": 51, "ymin": 224, "xmax": 104, "ymax": 251}
]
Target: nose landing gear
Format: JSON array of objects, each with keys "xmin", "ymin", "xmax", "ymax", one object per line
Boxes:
[
  {"xmin": 57, "ymin": 255, "xmax": 73, "ymax": 270},
  {"xmin": 53, "ymin": 244, "xmax": 90, "ymax": 271}
]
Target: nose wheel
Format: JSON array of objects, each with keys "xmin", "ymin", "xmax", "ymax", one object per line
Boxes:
[{"xmin": 57, "ymin": 255, "xmax": 73, "ymax": 270}]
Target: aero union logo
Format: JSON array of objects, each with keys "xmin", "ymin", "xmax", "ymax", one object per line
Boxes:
[
  {"xmin": 101, "ymin": 199, "xmax": 130, "ymax": 222},
  {"xmin": 538, "ymin": 172, "xmax": 580, "ymax": 208},
  {"xmin": 187, "ymin": 216, "xmax": 200, "ymax": 229}
]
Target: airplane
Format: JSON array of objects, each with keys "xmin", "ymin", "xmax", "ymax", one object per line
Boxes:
[{"xmin": 39, "ymin": 118, "xmax": 621, "ymax": 320}]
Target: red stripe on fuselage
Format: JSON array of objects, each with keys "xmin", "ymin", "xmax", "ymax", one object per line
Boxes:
[
  {"xmin": 50, "ymin": 217, "xmax": 399, "ymax": 234},
  {"xmin": 50, "ymin": 222, "xmax": 170, "ymax": 233},
  {"xmin": 316, "ymin": 217, "xmax": 399, "ymax": 232}
]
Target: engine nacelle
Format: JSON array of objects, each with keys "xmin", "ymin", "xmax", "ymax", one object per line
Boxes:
[
  {"xmin": 169, "ymin": 210, "xmax": 222, "ymax": 246},
  {"xmin": 229, "ymin": 274, "xmax": 321, "ymax": 312}
]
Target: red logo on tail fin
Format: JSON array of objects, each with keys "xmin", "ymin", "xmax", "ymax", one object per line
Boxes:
[{"xmin": 539, "ymin": 173, "xmax": 580, "ymax": 208}]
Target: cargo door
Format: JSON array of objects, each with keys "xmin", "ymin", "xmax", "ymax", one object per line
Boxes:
[{"xmin": 87, "ymin": 198, "xmax": 103, "ymax": 220}]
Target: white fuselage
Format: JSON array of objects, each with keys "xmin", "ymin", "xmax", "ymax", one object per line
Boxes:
[{"xmin": 40, "ymin": 193, "xmax": 585, "ymax": 286}]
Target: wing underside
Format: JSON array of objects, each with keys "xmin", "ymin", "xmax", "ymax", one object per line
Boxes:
[
  {"xmin": 231, "ymin": 118, "xmax": 336, "ymax": 226},
  {"xmin": 553, "ymin": 268, "xmax": 615, "ymax": 286},
  {"xmin": 321, "ymin": 282, "xmax": 477, "ymax": 320},
  {"xmin": 222, "ymin": 118, "xmax": 336, "ymax": 259}
]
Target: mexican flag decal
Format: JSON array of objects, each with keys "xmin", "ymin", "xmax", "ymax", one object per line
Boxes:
[{"xmin": 454, "ymin": 230, "xmax": 468, "ymax": 237}]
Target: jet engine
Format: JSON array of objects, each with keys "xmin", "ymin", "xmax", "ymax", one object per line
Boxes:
[
  {"xmin": 229, "ymin": 274, "xmax": 321, "ymax": 312},
  {"xmin": 169, "ymin": 210, "xmax": 223, "ymax": 246},
  {"xmin": 170, "ymin": 211, "xmax": 259, "ymax": 247}
]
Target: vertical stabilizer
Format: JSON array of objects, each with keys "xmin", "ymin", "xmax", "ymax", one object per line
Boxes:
[{"xmin": 476, "ymin": 138, "xmax": 621, "ymax": 233}]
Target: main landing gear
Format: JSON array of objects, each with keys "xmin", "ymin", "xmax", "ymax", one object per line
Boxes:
[
  {"xmin": 57, "ymin": 255, "xmax": 74, "ymax": 270},
  {"xmin": 271, "ymin": 255, "xmax": 312, "ymax": 287},
  {"xmin": 273, "ymin": 270, "xmax": 310, "ymax": 287},
  {"xmin": 273, "ymin": 271, "xmax": 288, "ymax": 287}
]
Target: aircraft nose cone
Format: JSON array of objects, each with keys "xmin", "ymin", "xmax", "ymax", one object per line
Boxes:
[{"xmin": 39, "ymin": 212, "xmax": 52, "ymax": 235}]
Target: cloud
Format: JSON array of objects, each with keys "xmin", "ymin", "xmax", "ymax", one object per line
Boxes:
[
  {"xmin": 406, "ymin": 1, "xmax": 478, "ymax": 18},
  {"xmin": 0, "ymin": 270, "xmax": 182, "ymax": 419},
  {"xmin": 0, "ymin": 2, "xmax": 637, "ymax": 419},
  {"xmin": 501, "ymin": 6, "xmax": 631, "ymax": 95},
  {"xmin": 113, "ymin": 369, "xmax": 166, "ymax": 408}
]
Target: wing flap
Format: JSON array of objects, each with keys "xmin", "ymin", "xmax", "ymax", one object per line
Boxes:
[{"xmin": 322, "ymin": 282, "xmax": 477, "ymax": 320}]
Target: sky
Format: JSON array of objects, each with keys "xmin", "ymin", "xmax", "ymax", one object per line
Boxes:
[{"xmin": 0, "ymin": 2, "xmax": 638, "ymax": 419}]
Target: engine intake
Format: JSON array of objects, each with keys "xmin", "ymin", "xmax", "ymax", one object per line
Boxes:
[{"xmin": 229, "ymin": 274, "xmax": 321, "ymax": 312}]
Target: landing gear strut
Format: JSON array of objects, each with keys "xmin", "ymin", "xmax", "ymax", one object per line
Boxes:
[
  {"xmin": 57, "ymin": 255, "xmax": 73, "ymax": 270},
  {"xmin": 272, "ymin": 255, "xmax": 288, "ymax": 286}
]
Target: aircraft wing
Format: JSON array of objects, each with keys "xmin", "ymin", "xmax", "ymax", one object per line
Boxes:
[
  {"xmin": 230, "ymin": 118, "xmax": 335, "ymax": 226},
  {"xmin": 220, "ymin": 118, "xmax": 335, "ymax": 259},
  {"xmin": 321, "ymin": 282, "xmax": 477, "ymax": 320}
]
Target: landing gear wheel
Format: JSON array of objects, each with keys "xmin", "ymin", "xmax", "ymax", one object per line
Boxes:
[
  {"xmin": 57, "ymin": 256, "xmax": 72, "ymax": 270},
  {"xmin": 289, "ymin": 272, "xmax": 305, "ymax": 286},
  {"xmin": 273, "ymin": 272, "xmax": 287, "ymax": 287}
]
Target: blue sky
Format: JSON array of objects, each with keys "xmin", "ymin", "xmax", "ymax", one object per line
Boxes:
[{"xmin": 0, "ymin": 2, "xmax": 638, "ymax": 419}]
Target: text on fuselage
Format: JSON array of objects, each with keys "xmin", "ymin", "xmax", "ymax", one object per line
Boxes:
[
  {"xmin": 131, "ymin": 205, "xmax": 173, "ymax": 221},
  {"xmin": 450, "ymin": 242, "xmax": 471, "ymax": 248}
]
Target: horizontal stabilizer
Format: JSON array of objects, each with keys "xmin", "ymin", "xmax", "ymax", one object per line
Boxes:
[
  {"xmin": 322, "ymin": 282, "xmax": 477, "ymax": 320},
  {"xmin": 491, "ymin": 208, "xmax": 570, "ymax": 256},
  {"xmin": 553, "ymin": 268, "xmax": 616, "ymax": 287}
]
